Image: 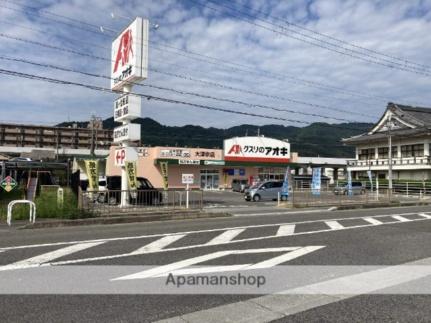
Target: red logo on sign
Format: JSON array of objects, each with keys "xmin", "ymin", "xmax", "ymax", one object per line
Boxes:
[
  {"xmin": 116, "ymin": 149, "xmax": 126, "ymax": 164},
  {"xmin": 113, "ymin": 29, "xmax": 134, "ymax": 73},
  {"xmin": 228, "ymin": 145, "xmax": 242, "ymax": 155}
]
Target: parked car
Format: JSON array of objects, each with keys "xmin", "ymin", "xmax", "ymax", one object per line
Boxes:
[
  {"xmin": 10, "ymin": 157, "xmax": 32, "ymax": 162},
  {"xmin": 333, "ymin": 181, "xmax": 366, "ymax": 195},
  {"xmin": 232, "ymin": 179, "xmax": 249, "ymax": 192},
  {"xmin": 102, "ymin": 176, "xmax": 163, "ymax": 205},
  {"xmin": 244, "ymin": 180, "xmax": 285, "ymax": 202}
]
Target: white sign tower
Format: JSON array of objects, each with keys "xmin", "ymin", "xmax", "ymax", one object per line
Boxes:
[{"xmin": 111, "ymin": 17, "xmax": 149, "ymax": 206}]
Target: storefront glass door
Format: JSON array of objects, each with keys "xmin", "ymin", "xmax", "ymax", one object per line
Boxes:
[{"xmin": 200, "ymin": 170, "xmax": 220, "ymax": 190}]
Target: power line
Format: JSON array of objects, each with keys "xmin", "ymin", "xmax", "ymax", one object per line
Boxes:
[
  {"xmin": 191, "ymin": 0, "xmax": 431, "ymax": 77},
  {"xmin": 0, "ymin": 54, "xmax": 372, "ymax": 123},
  {"xmin": 221, "ymin": 0, "xmax": 431, "ymax": 71},
  {"xmin": 0, "ymin": 32, "xmax": 377, "ymax": 119},
  {"xmin": 0, "ymin": 67, "xmax": 371, "ymax": 132},
  {"xmin": 0, "ymin": 3, "xmax": 413, "ymax": 107}
]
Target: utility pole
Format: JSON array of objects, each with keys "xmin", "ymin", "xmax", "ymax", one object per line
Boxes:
[{"xmin": 387, "ymin": 112, "xmax": 393, "ymax": 200}]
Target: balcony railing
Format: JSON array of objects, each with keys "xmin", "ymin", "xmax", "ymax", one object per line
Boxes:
[{"xmin": 347, "ymin": 156, "xmax": 431, "ymax": 167}]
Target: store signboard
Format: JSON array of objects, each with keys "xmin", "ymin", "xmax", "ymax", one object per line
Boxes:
[
  {"xmin": 113, "ymin": 124, "xmax": 141, "ymax": 143},
  {"xmin": 224, "ymin": 136, "xmax": 290, "ymax": 163},
  {"xmin": 115, "ymin": 147, "xmax": 138, "ymax": 167},
  {"xmin": 182, "ymin": 174, "xmax": 194, "ymax": 184},
  {"xmin": 111, "ymin": 17, "xmax": 149, "ymax": 90},
  {"xmin": 159, "ymin": 149, "xmax": 191, "ymax": 158},
  {"xmin": 114, "ymin": 94, "xmax": 141, "ymax": 122},
  {"xmin": 178, "ymin": 160, "xmax": 200, "ymax": 165}
]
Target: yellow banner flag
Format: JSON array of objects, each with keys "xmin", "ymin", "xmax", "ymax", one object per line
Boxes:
[
  {"xmin": 84, "ymin": 160, "xmax": 99, "ymax": 190},
  {"xmin": 159, "ymin": 161, "xmax": 169, "ymax": 190},
  {"xmin": 125, "ymin": 161, "xmax": 138, "ymax": 190}
]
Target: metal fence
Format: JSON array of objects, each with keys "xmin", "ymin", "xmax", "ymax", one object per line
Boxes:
[
  {"xmin": 79, "ymin": 189, "xmax": 204, "ymax": 215},
  {"xmin": 286, "ymin": 188, "xmax": 390, "ymax": 208}
]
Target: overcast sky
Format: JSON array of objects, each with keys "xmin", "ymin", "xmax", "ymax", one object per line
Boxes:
[{"xmin": 0, "ymin": 0, "xmax": 430, "ymax": 128}]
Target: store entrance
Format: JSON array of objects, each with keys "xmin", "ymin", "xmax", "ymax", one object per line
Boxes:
[{"xmin": 200, "ymin": 170, "xmax": 220, "ymax": 190}]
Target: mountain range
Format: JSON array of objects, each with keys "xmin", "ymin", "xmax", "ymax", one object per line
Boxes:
[{"xmin": 57, "ymin": 118, "xmax": 373, "ymax": 158}]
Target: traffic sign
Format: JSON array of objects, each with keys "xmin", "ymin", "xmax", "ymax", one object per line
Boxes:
[
  {"xmin": 1, "ymin": 176, "xmax": 18, "ymax": 192},
  {"xmin": 182, "ymin": 174, "xmax": 194, "ymax": 185}
]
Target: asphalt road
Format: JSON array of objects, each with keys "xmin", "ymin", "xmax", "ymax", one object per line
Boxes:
[{"xmin": 1, "ymin": 205, "xmax": 431, "ymax": 322}]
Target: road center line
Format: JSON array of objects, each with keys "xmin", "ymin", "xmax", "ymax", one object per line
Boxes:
[
  {"xmin": 130, "ymin": 235, "xmax": 186, "ymax": 254},
  {"xmin": 0, "ymin": 241, "xmax": 105, "ymax": 271},
  {"xmin": 1, "ymin": 212, "xmax": 430, "ymax": 252},
  {"xmin": 392, "ymin": 215, "xmax": 412, "ymax": 222},
  {"xmin": 324, "ymin": 221, "xmax": 344, "ymax": 230},
  {"xmin": 276, "ymin": 224, "xmax": 296, "ymax": 236},
  {"xmin": 44, "ymin": 216, "xmax": 431, "ymax": 268},
  {"xmin": 205, "ymin": 229, "xmax": 245, "ymax": 245},
  {"xmin": 363, "ymin": 217, "xmax": 383, "ymax": 225}
]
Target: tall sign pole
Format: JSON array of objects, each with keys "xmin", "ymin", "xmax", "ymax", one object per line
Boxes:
[{"xmin": 111, "ymin": 17, "xmax": 149, "ymax": 207}]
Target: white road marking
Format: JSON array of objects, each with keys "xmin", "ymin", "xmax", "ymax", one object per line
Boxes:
[
  {"xmin": 130, "ymin": 235, "xmax": 186, "ymax": 254},
  {"xmin": 234, "ymin": 209, "xmax": 323, "ymax": 217},
  {"xmin": 0, "ymin": 241, "xmax": 104, "ymax": 271},
  {"xmin": 392, "ymin": 215, "xmax": 412, "ymax": 222},
  {"xmin": 1, "ymin": 212, "xmax": 430, "ymax": 270},
  {"xmin": 205, "ymin": 229, "xmax": 245, "ymax": 245},
  {"xmin": 0, "ymin": 211, "xmax": 427, "ymax": 252},
  {"xmin": 247, "ymin": 246, "xmax": 325, "ymax": 270},
  {"xmin": 155, "ymin": 257, "xmax": 431, "ymax": 323},
  {"xmin": 112, "ymin": 247, "xmax": 318, "ymax": 280},
  {"xmin": 276, "ymin": 224, "xmax": 296, "ymax": 236},
  {"xmin": 363, "ymin": 217, "xmax": 383, "ymax": 225},
  {"xmin": 325, "ymin": 221, "xmax": 344, "ymax": 230},
  {"xmin": 418, "ymin": 213, "xmax": 431, "ymax": 219}
]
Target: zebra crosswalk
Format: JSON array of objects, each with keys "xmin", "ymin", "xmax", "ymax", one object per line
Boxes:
[{"xmin": 0, "ymin": 211, "xmax": 430, "ymax": 272}]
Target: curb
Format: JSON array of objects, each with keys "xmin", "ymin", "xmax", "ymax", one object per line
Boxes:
[{"xmin": 18, "ymin": 211, "xmax": 232, "ymax": 229}]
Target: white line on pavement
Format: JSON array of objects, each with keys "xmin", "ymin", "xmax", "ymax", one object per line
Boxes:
[
  {"xmin": 0, "ymin": 241, "xmax": 105, "ymax": 271},
  {"xmin": 247, "ymin": 246, "xmax": 325, "ymax": 270},
  {"xmin": 112, "ymin": 247, "xmax": 304, "ymax": 280},
  {"xmin": 324, "ymin": 221, "xmax": 344, "ymax": 230},
  {"xmin": 276, "ymin": 224, "xmax": 296, "ymax": 236},
  {"xmin": 391, "ymin": 215, "xmax": 412, "ymax": 222},
  {"xmin": 205, "ymin": 229, "xmax": 246, "ymax": 245},
  {"xmin": 1, "ymin": 212, "xmax": 430, "ymax": 252},
  {"xmin": 1, "ymin": 216, "xmax": 430, "ymax": 270},
  {"xmin": 154, "ymin": 257, "xmax": 431, "ymax": 323},
  {"xmin": 130, "ymin": 235, "xmax": 186, "ymax": 254},
  {"xmin": 363, "ymin": 217, "xmax": 383, "ymax": 225},
  {"xmin": 418, "ymin": 213, "xmax": 431, "ymax": 219}
]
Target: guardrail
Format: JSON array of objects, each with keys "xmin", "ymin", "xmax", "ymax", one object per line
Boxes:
[{"xmin": 80, "ymin": 189, "xmax": 204, "ymax": 215}]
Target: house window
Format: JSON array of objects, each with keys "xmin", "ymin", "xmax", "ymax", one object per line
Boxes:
[
  {"xmin": 401, "ymin": 144, "xmax": 424, "ymax": 157},
  {"xmin": 377, "ymin": 146, "xmax": 397, "ymax": 159},
  {"xmin": 358, "ymin": 148, "xmax": 374, "ymax": 160}
]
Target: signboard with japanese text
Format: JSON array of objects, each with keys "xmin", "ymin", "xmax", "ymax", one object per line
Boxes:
[
  {"xmin": 84, "ymin": 160, "xmax": 99, "ymax": 190},
  {"xmin": 182, "ymin": 174, "xmax": 194, "ymax": 185},
  {"xmin": 281, "ymin": 167, "xmax": 289, "ymax": 198},
  {"xmin": 113, "ymin": 124, "xmax": 141, "ymax": 143},
  {"xmin": 311, "ymin": 167, "xmax": 321, "ymax": 196},
  {"xmin": 178, "ymin": 160, "xmax": 200, "ymax": 165},
  {"xmin": 111, "ymin": 17, "xmax": 149, "ymax": 90},
  {"xmin": 193, "ymin": 150, "xmax": 216, "ymax": 158},
  {"xmin": 114, "ymin": 94, "xmax": 141, "ymax": 122},
  {"xmin": 159, "ymin": 161, "xmax": 169, "ymax": 190},
  {"xmin": 0, "ymin": 176, "xmax": 17, "ymax": 192},
  {"xmin": 160, "ymin": 149, "xmax": 190, "ymax": 158},
  {"xmin": 115, "ymin": 147, "xmax": 138, "ymax": 167},
  {"xmin": 125, "ymin": 161, "xmax": 138, "ymax": 190},
  {"xmin": 224, "ymin": 137, "xmax": 290, "ymax": 163}
]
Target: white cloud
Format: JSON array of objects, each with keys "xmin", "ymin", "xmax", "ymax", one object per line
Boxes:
[{"xmin": 0, "ymin": 0, "xmax": 430, "ymax": 129}]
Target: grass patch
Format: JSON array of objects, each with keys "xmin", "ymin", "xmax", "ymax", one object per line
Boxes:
[{"xmin": 0, "ymin": 187, "xmax": 92, "ymax": 221}]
